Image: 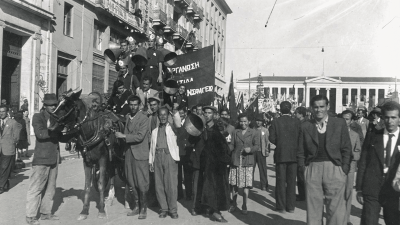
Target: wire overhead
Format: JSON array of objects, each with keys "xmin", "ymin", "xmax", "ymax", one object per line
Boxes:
[{"xmin": 265, "ymin": 0, "xmax": 278, "ymax": 28}]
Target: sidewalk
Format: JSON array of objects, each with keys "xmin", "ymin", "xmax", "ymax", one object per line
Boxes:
[{"xmin": 15, "ymin": 135, "xmax": 79, "ymax": 169}]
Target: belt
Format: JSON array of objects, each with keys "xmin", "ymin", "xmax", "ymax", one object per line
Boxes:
[{"xmin": 156, "ymin": 148, "xmax": 170, "ymax": 154}]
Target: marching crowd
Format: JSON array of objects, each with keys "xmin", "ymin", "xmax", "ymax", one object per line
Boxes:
[{"xmin": 1, "ymin": 36, "xmax": 399, "ymax": 225}]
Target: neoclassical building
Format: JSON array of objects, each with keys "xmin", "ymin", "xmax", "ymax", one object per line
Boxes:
[{"xmin": 236, "ymin": 76, "xmax": 399, "ymax": 113}]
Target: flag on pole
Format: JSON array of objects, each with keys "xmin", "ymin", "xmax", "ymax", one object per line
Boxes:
[
  {"xmin": 245, "ymin": 96, "xmax": 259, "ymax": 127},
  {"xmin": 228, "ymin": 71, "xmax": 238, "ymax": 122},
  {"xmin": 237, "ymin": 93, "xmax": 245, "ymax": 113}
]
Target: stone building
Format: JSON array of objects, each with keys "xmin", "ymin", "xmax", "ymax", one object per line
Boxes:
[{"xmin": 236, "ymin": 75, "xmax": 399, "ymax": 113}]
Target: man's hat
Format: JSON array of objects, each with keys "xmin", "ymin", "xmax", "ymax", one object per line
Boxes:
[
  {"xmin": 255, "ymin": 114, "xmax": 264, "ymax": 122},
  {"xmin": 42, "ymin": 93, "xmax": 58, "ymax": 105},
  {"xmin": 371, "ymin": 107, "xmax": 381, "ymax": 114},
  {"xmin": 202, "ymin": 105, "xmax": 217, "ymax": 112},
  {"xmin": 148, "ymin": 96, "xmax": 161, "ymax": 103}
]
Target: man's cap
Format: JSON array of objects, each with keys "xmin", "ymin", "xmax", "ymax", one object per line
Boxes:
[
  {"xmin": 371, "ymin": 107, "xmax": 381, "ymax": 114},
  {"xmin": 202, "ymin": 105, "xmax": 217, "ymax": 112},
  {"xmin": 42, "ymin": 93, "xmax": 58, "ymax": 105},
  {"xmin": 148, "ymin": 96, "xmax": 161, "ymax": 103}
]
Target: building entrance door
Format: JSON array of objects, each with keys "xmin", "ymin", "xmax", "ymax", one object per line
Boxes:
[{"xmin": 2, "ymin": 31, "xmax": 22, "ymax": 110}]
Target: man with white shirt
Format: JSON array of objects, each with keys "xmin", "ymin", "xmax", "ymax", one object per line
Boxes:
[
  {"xmin": 356, "ymin": 108, "xmax": 369, "ymax": 138},
  {"xmin": 356, "ymin": 101, "xmax": 400, "ymax": 225},
  {"xmin": 136, "ymin": 76, "xmax": 158, "ymax": 111}
]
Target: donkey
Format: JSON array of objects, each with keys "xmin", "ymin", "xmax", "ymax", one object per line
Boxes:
[{"xmin": 50, "ymin": 89, "xmax": 125, "ymax": 220}]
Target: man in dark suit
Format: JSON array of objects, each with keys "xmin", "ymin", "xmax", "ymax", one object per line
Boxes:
[
  {"xmin": 356, "ymin": 101, "xmax": 400, "ymax": 225},
  {"xmin": 298, "ymin": 95, "xmax": 352, "ymax": 225},
  {"xmin": 269, "ymin": 101, "xmax": 300, "ymax": 213},
  {"xmin": 294, "ymin": 106, "xmax": 307, "ymax": 201},
  {"xmin": 0, "ymin": 105, "xmax": 22, "ymax": 194}
]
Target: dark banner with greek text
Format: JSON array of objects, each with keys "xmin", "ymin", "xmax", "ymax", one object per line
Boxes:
[{"xmin": 171, "ymin": 46, "xmax": 215, "ymax": 107}]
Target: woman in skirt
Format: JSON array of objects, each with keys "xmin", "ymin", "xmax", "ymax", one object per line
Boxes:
[{"xmin": 228, "ymin": 113, "xmax": 260, "ymax": 215}]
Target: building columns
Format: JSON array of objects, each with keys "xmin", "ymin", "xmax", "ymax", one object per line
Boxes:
[
  {"xmin": 294, "ymin": 87, "xmax": 298, "ymax": 101},
  {"xmin": 316, "ymin": 87, "xmax": 320, "ymax": 95},
  {"xmin": 336, "ymin": 88, "xmax": 343, "ymax": 113},
  {"xmin": 0, "ymin": 20, "xmax": 5, "ymax": 101},
  {"xmin": 366, "ymin": 88, "xmax": 370, "ymax": 108},
  {"xmin": 326, "ymin": 88, "xmax": 330, "ymax": 98},
  {"xmin": 305, "ymin": 86, "xmax": 310, "ymax": 107},
  {"xmin": 375, "ymin": 88, "xmax": 379, "ymax": 106}
]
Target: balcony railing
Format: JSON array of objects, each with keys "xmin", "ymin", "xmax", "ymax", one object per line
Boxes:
[
  {"xmin": 173, "ymin": 25, "xmax": 188, "ymax": 40},
  {"xmin": 174, "ymin": 0, "xmax": 189, "ymax": 8},
  {"xmin": 164, "ymin": 17, "xmax": 177, "ymax": 33},
  {"xmin": 152, "ymin": 8, "xmax": 167, "ymax": 26}
]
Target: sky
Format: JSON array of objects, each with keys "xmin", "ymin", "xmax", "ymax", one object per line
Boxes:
[{"xmin": 224, "ymin": 0, "xmax": 400, "ymax": 90}]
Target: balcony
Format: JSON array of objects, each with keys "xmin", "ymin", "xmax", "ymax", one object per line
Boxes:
[
  {"xmin": 185, "ymin": 35, "xmax": 196, "ymax": 49},
  {"xmin": 173, "ymin": 25, "xmax": 188, "ymax": 41},
  {"xmin": 152, "ymin": 8, "xmax": 167, "ymax": 26},
  {"xmin": 164, "ymin": 17, "xmax": 177, "ymax": 33},
  {"xmin": 186, "ymin": 1, "xmax": 197, "ymax": 14},
  {"xmin": 174, "ymin": 0, "xmax": 189, "ymax": 8},
  {"xmin": 194, "ymin": 5, "xmax": 203, "ymax": 21}
]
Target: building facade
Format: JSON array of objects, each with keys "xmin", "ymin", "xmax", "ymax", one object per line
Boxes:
[
  {"xmin": 0, "ymin": 0, "xmax": 54, "ymax": 114},
  {"xmin": 0, "ymin": 0, "xmax": 231, "ymax": 115},
  {"xmin": 236, "ymin": 75, "xmax": 399, "ymax": 113}
]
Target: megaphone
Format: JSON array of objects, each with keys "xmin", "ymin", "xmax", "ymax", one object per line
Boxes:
[
  {"xmin": 159, "ymin": 48, "xmax": 178, "ymax": 67},
  {"xmin": 131, "ymin": 47, "xmax": 148, "ymax": 66},
  {"xmin": 164, "ymin": 78, "xmax": 179, "ymax": 95},
  {"xmin": 184, "ymin": 114, "xmax": 204, "ymax": 136},
  {"xmin": 104, "ymin": 42, "xmax": 122, "ymax": 64}
]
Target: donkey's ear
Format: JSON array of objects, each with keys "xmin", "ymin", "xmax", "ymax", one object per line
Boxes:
[{"xmin": 71, "ymin": 89, "xmax": 82, "ymax": 101}]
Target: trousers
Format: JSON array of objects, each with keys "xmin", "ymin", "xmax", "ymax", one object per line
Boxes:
[
  {"xmin": 275, "ymin": 162, "xmax": 297, "ymax": 211},
  {"xmin": 253, "ymin": 151, "xmax": 268, "ymax": 188},
  {"xmin": 344, "ymin": 161, "xmax": 357, "ymax": 224},
  {"xmin": 125, "ymin": 150, "xmax": 149, "ymax": 192},
  {"xmin": 192, "ymin": 169, "xmax": 203, "ymax": 209},
  {"xmin": 178, "ymin": 154, "xmax": 193, "ymax": 199},
  {"xmin": 0, "ymin": 153, "xmax": 14, "ymax": 189},
  {"xmin": 26, "ymin": 162, "xmax": 58, "ymax": 217},
  {"xmin": 154, "ymin": 150, "xmax": 178, "ymax": 213},
  {"xmin": 360, "ymin": 195, "xmax": 381, "ymax": 225},
  {"xmin": 305, "ymin": 161, "xmax": 347, "ymax": 225}
]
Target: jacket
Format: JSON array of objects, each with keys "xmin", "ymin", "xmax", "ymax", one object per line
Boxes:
[
  {"xmin": 124, "ymin": 112, "xmax": 150, "ymax": 160},
  {"xmin": 0, "ymin": 118, "xmax": 22, "ymax": 155},
  {"xmin": 298, "ymin": 117, "xmax": 352, "ymax": 174},
  {"xmin": 356, "ymin": 117, "xmax": 369, "ymax": 138},
  {"xmin": 349, "ymin": 129, "xmax": 361, "ymax": 161},
  {"xmin": 256, "ymin": 127, "xmax": 269, "ymax": 157},
  {"xmin": 349, "ymin": 121, "xmax": 364, "ymax": 146},
  {"xmin": 32, "ymin": 110, "xmax": 60, "ymax": 165},
  {"xmin": 356, "ymin": 129, "xmax": 400, "ymax": 204},
  {"xmin": 136, "ymin": 87, "xmax": 158, "ymax": 109},
  {"xmin": 229, "ymin": 128, "xmax": 260, "ymax": 167},
  {"xmin": 149, "ymin": 123, "xmax": 180, "ymax": 163},
  {"xmin": 268, "ymin": 115, "xmax": 301, "ymax": 163}
]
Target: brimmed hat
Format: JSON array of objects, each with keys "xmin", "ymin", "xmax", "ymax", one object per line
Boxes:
[
  {"xmin": 371, "ymin": 107, "xmax": 381, "ymax": 114},
  {"xmin": 148, "ymin": 96, "xmax": 161, "ymax": 103},
  {"xmin": 202, "ymin": 105, "xmax": 217, "ymax": 112},
  {"xmin": 42, "ymin": 93, "xmax": 58, "ymax": 105}
]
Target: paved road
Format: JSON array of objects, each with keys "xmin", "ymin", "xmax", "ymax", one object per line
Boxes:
[{"xmin": 0, "ymin": 154, "xmax": 384, "ymax": 225}]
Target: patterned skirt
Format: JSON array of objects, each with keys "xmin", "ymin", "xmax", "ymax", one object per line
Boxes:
[{"xmin": 228, "ymin": 166, "xmax": 253, "ymax": 188}]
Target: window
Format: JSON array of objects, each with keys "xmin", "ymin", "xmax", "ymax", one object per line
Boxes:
[
  {"xmin": 92, "ymin": 64, "xmax": 105, "ymax": 93},
  {"xmin": 110, "ymin": 29, "xmax": 125, "ymax": 44},
  {"xmin": 57, "ymin": 57, "xmax": 70, "ymax": 98},
  {"xmin": 93, "ymin": 21, "xmax": 105, "ymax": 51},
  {"xmin": 64, "ymin": 3, "xmax": 73, "ymax": 36}
]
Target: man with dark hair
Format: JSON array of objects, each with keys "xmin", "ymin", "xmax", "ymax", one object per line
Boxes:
[
  {"xmin": 356, "ymin": 108, "xmax": 369, "ymax": 138},
  {"xmin": 294, "ymin": 106, "xmax": 307, "ymax": 201},
  {"xmin": 342, "ymin": 110, "xmax": 364, "ymax": 146},
  {"xmin": 142, "ymin": 35, "xmax": 163, "ymax": 91},
  {"xmin": 196, "ymin": 104, "xmax": 204, "ymax": 116},
  {"xmin": 108, "ymin": 80, "xmax": 133, "ymax": 116},
  {"xmin": 341, "ymin": 110, "xmax": 362, "ymax": 225},
  {"xmin": 298, "ymin": 95, "xmax": 352, "ymax": 225},
  {"xmin": 0, "ymin": 105, "xmax": 21, "ymax": 194},
  {"xmin": 136, "ymin": 76, "xmax": 158, "ymax": 111},
  {"xmin": 191, "ymin": 105, "xmax": 197, "ymax": 115},
  {"xmin": 116, "ymin": 60, "xmax": 140, "ymax": 94},
  {"xmin": 220, "ymin": 109, "xmax": 230, "ymax": 119},
  {"xmin": 149, "ymin": 107, "xmax": 180, "ymax": 219},
  {"xmin": 356, "ymin": 101, "xmax": 400, "ymax": 225},
  {"xmin": 369, "ymin": 107, "xmax": 385, "ymax": 132},
  {"xmin": 254, "ymin": 114, "xmax": 269, "ymax": 191},
  {"xmin": 269, "ymin": 101, "xmax": 300, "ymax": 213},
  {"xmin": 115, "ymin": 95, "xmax": 150, "ymax": 219}
]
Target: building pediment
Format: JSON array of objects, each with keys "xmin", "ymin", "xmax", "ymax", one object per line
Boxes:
[{"xmin": 305, "ymin": 76, "xmax": 342, "ymax": 83}]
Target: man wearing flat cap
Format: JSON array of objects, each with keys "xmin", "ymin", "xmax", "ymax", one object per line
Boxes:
[
  {"xmin": 26, "ymin": 94, "xmax": 63, "ymax": 225},
  {"xmin": 254, "ymin": 114, "xmax": 270, "ymax": 191}
]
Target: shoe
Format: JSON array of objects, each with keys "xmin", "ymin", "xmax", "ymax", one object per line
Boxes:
[
  {"xmin": 275, "ymin": 209, "xmax": 286, "ymax": 214},
  {"xmin": 138, "ymin": 191, "xmax": 147, "ymax": 219},
  {"xmin": 159, "ymin": 211, "xmax": 167, "ymax": 218},
  {"xmin": 228, "ymin": 205, "xmax": 236, "ymax": 213},
  {"xmin": 26, "ymin": 217, "xmax": 40, "ymax": 225},
  {"xmin": 169, "ymin": 212, "xmax": 179, "ymax": 219},
  {"xmin": 40, "ymin": 214, "xmax": 59, "ymax": 220},
  {"xmin": 210, "ymin": 213, "xmax": 228, "ymax": 223},
  {"xmin": 127, "ymin": 188, "xmax": 139, "ymax": 216},
  {"xmin": 191, "ymin": 209, "xmax": 198, "ymax": 216},
  {"xmin": 241, "ymin": 205, "xmax": 248, "ymax": 215},
  {"xmin": 287, "ymin": 210, "xmax": 294, "ymax": 213}
]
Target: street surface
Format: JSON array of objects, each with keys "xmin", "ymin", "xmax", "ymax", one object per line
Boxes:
[{"xmin": 0, "ymin": 152, "xmax": 385, "ymax": 225}]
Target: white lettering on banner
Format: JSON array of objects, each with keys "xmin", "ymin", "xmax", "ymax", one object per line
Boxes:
[
  {"xmin": 187, "ymin": 86, "xmax": 214, "ymax": 96},
  {"xmin": 171, "ymin": 61, "xmax": 200, "ymax": 74},
  {"xmin": 176, "ymin": 77, "xmax": 194, "ymax": 84}
]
